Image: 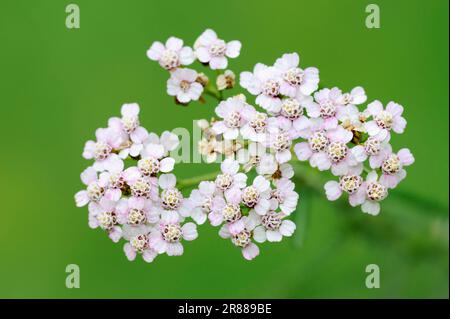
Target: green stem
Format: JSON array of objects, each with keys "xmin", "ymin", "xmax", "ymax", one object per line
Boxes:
[{"xmin": 176, "ymin": 170, "xmax": 220, "ymax": 189}]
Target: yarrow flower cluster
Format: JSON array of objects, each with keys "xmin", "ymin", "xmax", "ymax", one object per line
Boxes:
[{"xmin": 75, "ymin": 28, "xmax": 414, "ymax": 263}]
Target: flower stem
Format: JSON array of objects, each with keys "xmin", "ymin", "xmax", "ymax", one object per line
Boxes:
[{"xmin": 176, "ymin": 170, "xmax": 220, "ymax": 189}]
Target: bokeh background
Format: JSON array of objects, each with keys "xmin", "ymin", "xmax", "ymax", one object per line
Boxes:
[{"xmin": 0, "ymin": 0, "xmax": 448, "ymax": 298}]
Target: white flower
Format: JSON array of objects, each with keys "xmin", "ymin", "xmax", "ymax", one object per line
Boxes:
[
  {"xmin": 218, "ymin": 216, "xmax": 260, "ymax": 260},
  {"xmin": 271, "ymin": 178, "xmax": 298, "ymax": 215},
  {"xmin": 364, "ymin": 100, "xmax": 407, "ymax": 141},
  {"xmin": 252, "ymin": 211, "xmax": 296, "ymax": 243},
  {"xmin": 194, "ymin": 29, "xmax": 241, "ymax": 69},
  {"xmin": 240, "ymin": 63, "xmax": 283, "ymax": 113},
  {"xmin": 147, "ymin": 37, "xmax": 195, "ymax": 70},
  {"xmin": 187, "ymin": 181, "xmax": 220, "ymax": 225},
  {"xmin": 273, "ymin": 52, "xmax": 319, "ymax": 97},
  {"xmin": 167, "ymin": 68, "xmax": 204, "ymax": 103},
  {"xmin": 241, "ymin": 175, "xmax": 273, "ymax": 215}
]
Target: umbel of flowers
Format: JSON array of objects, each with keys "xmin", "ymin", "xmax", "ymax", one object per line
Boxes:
[{"xmin": 75, "ymin": 28, "xmax": 414, "ymax": 262}]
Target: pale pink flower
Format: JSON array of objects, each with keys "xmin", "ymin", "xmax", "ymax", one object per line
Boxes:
[
  {"xmin": 122, "ymin": 167, "xmax": 159, "ymax": 201},
  {"xmin": 214, "ymin": 159, "xmax": 247, "ymax": 200},
  {"xmin": 75, "ymin": 166, "xmax": 108, "ymax": 214},
  {"xmin": 212, "ymin": 96, "xmax": 255, "ymax": 140},
  {"xmin": 141, "ymin": 131, "xmax": 180, "ymax": 158},
  {"xmin": 82, "ymin": 127, "xmax": 125, "ymax": 172},
  {"xmin": 167, "ymin": 68, "xmax": 203, "ymax": 103},
  {"xmin": 324, "ymin": 174, "xmax": 365, "ymax": 207},
  {"xmin": 241, "ymin": 175, "xmax": 273, "ymax": 215},
  {"xmin": 123, "ymin": 231, "xmax": 158, "ymax": 263},
  {"xmin": 218, "ymin": 216, "xmax": 260, "ymax": 260},
  {"xmin": 353, "ymin": 171, "xmax": 389, "ymax": 216},
  {"xmin": 252, "ymin": 211, "xmax": 296, "ymax": 243},
  {"xmin": 271, "ymin": 178, "xmax": 298, "ymax": 215},
  {"xmin": 108, "ymin": 103, "xmax": 149, "ymax": 158},
  {"xmin": 313, "ymin": 87, "xmax": 345, "ymax": 130},
  {"xmin": 87, "ymin": 195, "xmax": 123, "ymax": 243},
  {"xmin": 240, "ymin": 63, "xmax": 283, "ymax": 113},
  {"xmin": 377, "ymin": 148, "xmax": 414, "ymax": 189},
  {"xmin": 275, "ymin": 96, "xmax": 314, "ymax": 139},
  {"xmin": 149, "ymin": 211, "xmax": 198, "ymax": 256},
  {"xmin": 147, "ymin": 37, "xmax": 195, "ymax": 70},
  {"xmin": 158, "ymin": 174, "xmax": 190, "ymax": 218},
  {"xmin": 273, "ymin": 52, "xmax": 319, "ymax": 97},
  {"xmin": 267, "ymin": 128, "xmax": 293, "ymax": 164},
  {"xmin": 115, "ymin": 197, "xmax": 160, "ymax": 226},
  {"xmin": 240, "ymin": 110, "xmax": 278, "ymax": 143},
  {"xmin": 339, "ymin": 86, "xmax": 367, "ymax": 106},
  {"xmin": 194, "ymin": 29, "xmax": 241, "ymax": 69},
  {"xmin": 187, "ymin": 181, "xmax": 219, "ymax": 225},
  {"xmin": 364, "ymin": 100, "xmax": 407, "ymax": 141},
  {"xmin": 351, "ymin": 136, "xmax": 392, "ymax": 169}
]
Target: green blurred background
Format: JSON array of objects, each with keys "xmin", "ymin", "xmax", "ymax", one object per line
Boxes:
[{"xmin": 0, "ymin": 0, "xmax": 448, "ymax": 298}]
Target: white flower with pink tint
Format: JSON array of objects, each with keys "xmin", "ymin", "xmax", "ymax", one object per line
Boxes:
[
  {"xmin": 377, "ymin": 148, "xmax": 414, "ymax": 189},
  {"xmin": 252, "ymin": 210, "xmax": 296, "ymax": 243},
  {"xmin": 267, "ymin": 128, "xmax": 293, "ymax": 164},
  {"xmin": 273, "ymin": 52, "xmax": 319, "ymax": 97},
  {"xmin": 240, "ymin": 63, "xmax": 283, "ymax": 113},
  {"xmin": 108, "ymin": 103, "xmax": 149, "ymax": 158},
  {"xmin": 240, "ymin": 110, "xmax": 278, "ymax": 143},
  {"xmin": 141, "ymin": 131, "xmax": 180, "ymax": 158},
  {"xmin": 276, "ymin": 96, "xmax": 315, "ymax": 139},
  {"xmin": 364, "ymin": 100, "xmax": 407, "ymax": 141},
  {"xmin": 354, "ymin": 171, "xmax": 389, "ymax": 216},
  {"xmin": 271, "ymin": 178, "xmax": 298, "ymax": 215},
  {"xmin": 147, "ymin": 37, "xmax": 195, "ymax": 70},
  {"xmin": 241, "ymin": 175, "xmax": 273, "ymax": 215},
  {"xmin": 123, "ymin": 231, "xmax": 158, "ymax": 263},
  {"xmin": 324, "ymin": 174, "xmax": 365, "ymax": 207},
  {"xmin": 149, "ymin": 211, "xmax": 198, "ymax": 256},
  {"xmin": 87, "ymin": 195, "xmax": 123, "ymax": 243},
  {"xmin": 339, "ymin": 86, "xmax": 367, "ymax": 106},
  {"xmin": 214, "ymin": 159, "xmax": 247, "ymax": 199},
  {"xmin": 351, "ymin": 136, "xmax": 392, "ymax": 169},
  {"xmin": 218, "ymin": 216, "xmax": 260, "ymax": 260},
  {"xmin": 212, "ymin": 96, "xmax": 254, "ymax": 140},
  {"xmin": 75, "ymin": 166, "xmax": 108, "ymax": 214},
  {"xmin": 194, "ymin": 29, "xmax": 241, "ymax": 70},
  {"xmin": 158, "ymin": 174, "xmax": 190, "ymax": 218},
  {"xmin": 83, "ymin": 127, "xmax": 125, "ymax": 172},
  {"xmin": 115, "ymin": 197, "xmax": 160, "ymax": 226},
  {"xmin": 313, "ymin": 87, "xmax": 345, "ymax": 130},
  {"xmin": 123, "ymin": 167, "xmax": 159, "ymax": 201},
  {"xmin": 167, "ymin": 68, "xmax": 203, "ymax": 104},
  {"xmin": 187, "ymin": 181, "xmax": 219, "ymax": 225}
]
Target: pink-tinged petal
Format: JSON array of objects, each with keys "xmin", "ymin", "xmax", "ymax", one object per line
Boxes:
[
  {"xmin": 239, "ymin": 71, "xmax": 261, "ymax": 95},
  {"xmin": 162, "ymin": 211, "xmax": 179, "ymax": 224},
  {"xmin": 392, "ymin": 116, "xmax": 407, "ymax": 134},
  {"xmin": 219, "ymin": 224, "xmax": 231, "ymax": 239},
  {"xmin": 146, "ymin": 41, "xmax": 165, "ymax": 61},
  {"xmin": 142, "ymin": 249, "xmax": 158, "ymax": 263},
  {"xmin": 252, "ymin": 226, "xmax": 267, "ymax": 243},
  {"xmin": 109, "ymin": 226, "xmax": 122, "ymax": 243},
  {"xmin": 397, "ymin": 148, "xmax": 414, "ymax": 166},
  {"xmin": 212, "ymin": 121, "xmax": 227, "ymax": 135},
  {"xmin": 266, "ymin": 230, "xmax": 282, "ymax": 242},
  {"xmin": 365, "ymin": 120, "xmax": 381, "ymax": 136},
  {"xmin": 347, "ymin": 163, "xmax": 363, "ymax": 175},
  {"xmin": 75, "ymin": 190, "xmax": 89, "ymax": 207},
  {"xmin": 324, "ymin": 181, "xmax": 342, "ymax": 201},
  {"xmin": 177, "ymin": 91, "xmax": 191, "ymax": 104},
  {"xmin": 226, "ymin": 40, "xmax": 241, "ymax": 58},
  {"xmin": 160, "ymin": 157, "xmax": 175, "ymax": 173},
  {"xmin": 82, "ymin": 140, "xmax": 96, "ymax": 159},
  {"xmin": 195, "ymin": 46, "xmax": 211, "ymax": 63},
  {"xmin": 167, "ymin": 78, "xmax": 181, "ymax": 95},
  {"xmin": 275, "ymin": 149, "xmax": 292, "ymax": 164},
  {"xmin": 349, "ymin": 187, "xmax": 366, "ymax": 207},
  {"xmin": 279, "ymin": 82, "xmax": 298, "ymax": 97},
  {"xmin": 254, "ymin": 198, "xmax": 271, "ymax": 215},
  {"xmin": 209, "ymin": 56, "xmax": 228, "ymax": 70},
  {"xmin": 165, "ymin": 36, "xmax": 183, "ymax": 51},
  {"xmin": 323, "ymin": 117, "xmax": 338, "ymax": 130},
  {"xmin": 279, "ymin": 220, "xmax": 296, "ymax": 237},
  {"xmin": 329, "ymin": 126, "xmax": 353, "ymax": 143},
  {"xmin": 128, "ymin": 196, "xmax": 145, "ymax": 210},
  {"xmin": 196, "ymin": 29, "xmax": 217, "ymax": 47},
  {"xmin": 160, "ymin": 131, "xmax": 180, "ymax": 151},
  {"xmin": 386, "ymin": 102, "xmax": 404, "ymax": 117},
  {"xmin": 104, "ymin": 154, "xmax": 124, "ymax": 173},
  {"xmin": 310, "ymin": 152, "xmax": 332, "ymax": 171},
  {"xmin": 182, "ymin": 222, "xmax": 198, "ymax": 241},
  {"xmin": 88, "ymin": 211, "xmax": 99, "ymax": 229},
  {"xmin": 108, "ymin": 117, "xmax": 122, "ymax": 131},
  {"xmin": 143, "ymin": 143, "xmax": 165, "ymax": 159},
  {"xmin": 221, "ymin": 158, "xmax": 239, "ymax": 175},
  {"xmin": 274, "ymin": 53, "xmax": 299, "ymax": 71},
  {"xmin": 242, "ymin": 242, "xmax": 259, "ymax": 260},
  {"xmin": 158, "ymin": 173, "xmax": 176, "ymax": 189},
  {"xmin": 166, "ymin": 242, "xmax": 184, "ymax": 256},
  {"xmin": 350, "ymin": 86, "xmax": 367, "ymax": 105},
  {"xmin": 256, "ymin": 94, "xmax": 282, "ymax": 113},
  {"xmin": 293, "ymin": 116, "xmax": 310, "ymax": 131},
  {"xmin": 366, "ymin": 171, "xmax": 379, "ymax": 183},
  {"xmin": 121, "ymin": 103, "xmax": 140, "ymax": 117},
  {"xmin": 369, "ymin": 153, "xmax": 384, "ymax": 169},
  {"xmin": 225, "ymin": 187, "xmax": 242, "ymax": 205},
  {"xmin": 366, "ymin": 100, "xmax": 383, "ymax": 116},
  {"xmin": 80, "ymin": 167, "xmax": 97, "ymax": 185},
  {"xmin": 294, "ymin": 142, "xmax": 313, "ymax": 161},
  {"xmin": 233, "ymin": 173, "xmax": 247, "ymax": 189},
  {"xmin": 123, "ymin": 166, "xmax": 141, "ymax": 184},
  {"xmin": 191, "ymin": 209, "xmax": 207, "ymax": 225},
  {"xmin": 331, "ymin": 161, "xmax": 349, "ymax": 176},
  {"xmin": 130, "ymin": 127, "xmax": 148, "ymax": 143},
  {"xmin": 149, "ymin": 235, "xmax": 167, "ymax": 253},
  {"xmin": 199, "ymin": 181, "xmax": 216, "ymax": 195},
  {"xmin": 223, "ymin": 128, "xmax": 239, "ymax": 140},
  {"xmin": 208, "ymin": 212, "xmax": 224, "ymax": 226},
  {"xmin": 361, "ymin": 201, "xmax": 380, "ymax": 216},
  {"xmin": 379, "ymin": 173, "xmax": 403, "ymax": 189},
  {"xmin": 179, "ymin": 46, "xmax": 195, "ymax": 65},
  {"xmin": 123, "ymin": 243, "xmax": 137, "ymax": 261},
  {"xmin": 304, "ymin": 102, "xmax": 320, "ymax": 118},
  {"xmin": 188, "ymin": 82, "xmax": 203, "ymax": 101},
  {"xmin": 228, "ymin": 219, "xmax": 245, "ymax": 235},
  {"xmin": 99, "ymin": 197, "xmax": 116, "ymax": 212},
  {"xmin": 88, "ymin": 201, "xmax": 103, "ymax": 215},
  {"xmin": 351, "ymin": 145, "xmax": 368, "ymax": 162},
  {"xmin": 253, "ymin": 176, "xmax": 270, "ymax": 193}
]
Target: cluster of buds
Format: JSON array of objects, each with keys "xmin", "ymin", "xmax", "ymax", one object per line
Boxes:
[{"xmin": 75, "ymin": 29, "xmax": 414, "ymax": 263}]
